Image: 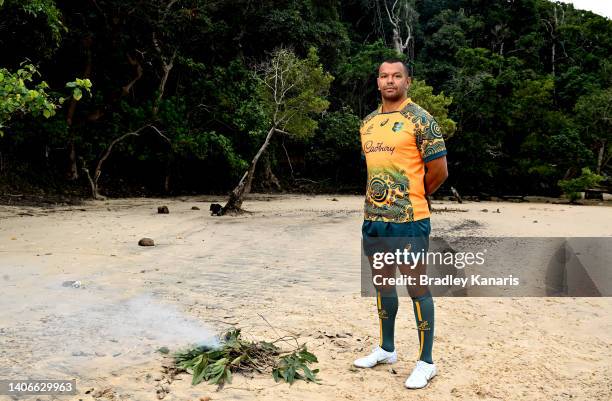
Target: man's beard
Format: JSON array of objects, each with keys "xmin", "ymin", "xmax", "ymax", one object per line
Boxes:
[{"xmin": 381, "ymin": 89, "xmax": 404, "ymax": 101}]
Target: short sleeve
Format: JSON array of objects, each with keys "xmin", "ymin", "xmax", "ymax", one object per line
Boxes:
[{"xmin": 417, "ymin": 115, "xmax": 447, "ymax": 162}]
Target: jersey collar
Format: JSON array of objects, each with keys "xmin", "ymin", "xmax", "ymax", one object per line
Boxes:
[{"xmin": 378, "ymin": 97, "xmax": 412, "ymax": 114}]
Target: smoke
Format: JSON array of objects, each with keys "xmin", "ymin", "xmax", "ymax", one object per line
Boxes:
[{"xmin": 1, "ymin": 282, "xmax": 218, "ymax": 379}]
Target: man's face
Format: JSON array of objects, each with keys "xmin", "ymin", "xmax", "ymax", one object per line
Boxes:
[{"xmin": 377, "ymin": 62, "xmax": 411, "ymax": 101}]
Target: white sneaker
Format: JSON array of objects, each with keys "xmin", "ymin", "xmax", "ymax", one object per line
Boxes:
[
  {"xmin": 404, "ymin": 360, "xmax": 437, "ymax": 389},
  {"xmin": 353, "ymin": 346, "xmax": 397, "ymax": 368}
]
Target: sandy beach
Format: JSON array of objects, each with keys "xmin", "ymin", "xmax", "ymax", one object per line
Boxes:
[{"xmin": 0, "ymin": 195, "xmax": 611, "ymax": 401}]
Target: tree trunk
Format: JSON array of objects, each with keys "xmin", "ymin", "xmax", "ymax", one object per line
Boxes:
[
  {"xmin": 67, "ymin": 141, "xmax": 79, "ymax": 180},
  {"xmin": 82, "ymin": 162, "xmax": 103, "ymax": 200},
  {"xmin": 151, "ymin": 33, "xmax": 176, "ymax": 118},
  {"xmin": 223, "ymin": 127, "xmax": 277, "ymax": 214},
  {"xmin": 262, "ymin": 155, "xmax": 282, "ymax": 191},
  {"xmin": 392, "ymin": 28, "xmax": 402, "ymax": 54},
  {"xmin": 66, "ymin": 36, "xmax": 93, "ymax": 180},
  {"xmin": 597, "ymin": 140, "xmax": 606, "ymax": 174},
  {"xmin": 151, "ymin": 36, "xmax": 177, "ymax": 189},
  {"xmin": 551, "ymin": 41, "xmax": 556, "ymax": 78},
  {"xmin": 164, "ymin": 152, "xmax": 174, "ymax": 194}
]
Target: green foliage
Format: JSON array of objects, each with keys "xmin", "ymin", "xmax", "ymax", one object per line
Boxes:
[
  {"xmin": 306, "ymin": 106, "xmax": 362, "ymax": 185},
  {"xmin": 272, "ymin": 346, "xmax": 319, "ymax": 384},
  {"xmin": 0, "ymin": 62, "xmax": 92, "ymax": 136},
  {"xmin": 174, "ymin": 328, "xmax": 318, "ymax": 388},
  {"xmin": 409, "ymin": 79, "xmax": 456, "ymax": 138},
  {"xmin": 312, "ymin": 107, "xmax": 361, "ymax": 153},
  {"xmin": 175, "ymin": 329, "xmax": 274, "ymax": 386},
  {"xmin": 0, "ymin": 64, "xmax": 57, "ymax": 136},
  {"xmin": 257, "ymin": 47, "xmax": 333, "ymax": 138},
  {"xmin": 1, "ymin": 0, "xmax": 612, "ymax": 196},
  {"xmin": 174, "ymin": 130, "xmax": 248, "ymax": 174},
  {"xmin": 336, "ymin": 40, "xmax": 400, "ymax": 114},
  {"xmin": 558, "ymin": 168, "xmax": 603, "ymax": 201},
  {"xmin": 520, "ymin": 111, "xmax": 594, "ymax": 188},
  {"xmin": 574, "ymin": 88, "xmax": 612, "ymax": 173},
  {"xmin": 337, "ymin": 40, "xmax": 400, "ymax": 85},
  {"xmin": 65, "ymin": 78, "xmax": 92, "ymax": 101},
  {"xmin": 1, "ymin": 0, "xmax": 65, "ymax": 46}
]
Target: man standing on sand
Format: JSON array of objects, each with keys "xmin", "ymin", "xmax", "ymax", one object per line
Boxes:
[{"xmin": 354, "ymin": 59, "xmax": 448, "ymax": 390}]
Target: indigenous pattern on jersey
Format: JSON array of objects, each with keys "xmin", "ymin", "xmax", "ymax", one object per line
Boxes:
[{"xmin": 360, "ymin": 98, "xmax": 447, "ymax": 223}]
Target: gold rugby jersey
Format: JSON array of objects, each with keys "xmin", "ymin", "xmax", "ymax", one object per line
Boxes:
[{"xmin": 360, "ymin": 98, "xmax": 447, "ymax": 223}]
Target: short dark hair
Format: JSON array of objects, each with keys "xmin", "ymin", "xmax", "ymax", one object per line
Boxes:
[{"xmin": 379, "ymin": 58, "xmax": 410, "ymax": 77}]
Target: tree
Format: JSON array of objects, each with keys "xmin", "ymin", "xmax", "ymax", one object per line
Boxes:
[
  {"xmin": 0, "ymin": 0, "xmax": 65, "ymax": 60},
  {"xmin": 2, "ymin": 0, "xmax": 612, "ymax": 197},
  {"xmin": 306, "ymin": 107, "xmax": 362, "ymax": 186},
  {"xmin": 574, "ymin": 88, "xmax": 612, "ymax": 175},
  {"xmin": 558, "ymin": 167, "xmax": 603, "ymax": 202},
  {"xmin": 222, "ymin": 48, "xmax": 333, "ymax": 214},
  {"xmin": 335, "ymin": 40, "xmax": 399, "ymax": 115},
  {"xmin": 382, "ymin": 0, "xmax": 419, "ymax": 66},
  {"xmin": 409, "ymin": 79, "xmax": 456, "ymax": 138},
  {"xmin": 81, "ymin": 124, "xmax": 171, "ymax": 200}
]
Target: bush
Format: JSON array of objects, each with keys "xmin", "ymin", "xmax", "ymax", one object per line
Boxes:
[{"xmin": 557, "ymin": 168, "xmax": 603, "ymax": 202}]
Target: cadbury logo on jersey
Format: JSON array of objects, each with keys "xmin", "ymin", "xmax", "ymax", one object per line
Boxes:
[{"xmin": 363, "ymin": 140, "xmax": 395, "ymax": 155}]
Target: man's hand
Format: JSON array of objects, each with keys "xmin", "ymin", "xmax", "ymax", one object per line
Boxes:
[{"xmin": 424, "ymin": 156, "xmax": 448, "ymax": 196}]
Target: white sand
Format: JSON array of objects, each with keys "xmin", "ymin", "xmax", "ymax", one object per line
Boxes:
[{"xmin": 0, "ymin": 195, "xmax": 610, "ymax": 401}]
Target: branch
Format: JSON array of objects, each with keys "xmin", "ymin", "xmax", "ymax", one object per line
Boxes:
[
  {"xmin": 401, "ymin": 24, "xmax": 412, "ymax": 50},
  {"xmin": 383, "ymin": 0, "xmax": 398, "ymax": 28},
  {"xmin": 94, "ymin": 124, "xmax": 171, "ymax": 183},
  {"xmin": 152, "ymin": 32, "xmax": 165, "ymax": 64},
  {"xmin": 122, "ymin": 52, "xmax": 144, "ymax": 95},
  {"xmin": 258, "ymin": 314, "xmax": 300, "ymax": 350},
  {"xmin": 165, "ymin": 0, "xmax": 180, "ymax": 16},
  {"xmin": 94, "ymin": 131, "xmax": 140, "ymax": 181},
  {"xmin": 80, "ymin": 157, "xmax": 104, "ymax": 200},
  {"xmin": 541, "ymin": 18, "xmax": 554, "ymax": 36},
  {"xmin": 281, "ymin": 140, "xmax": 294, "ymax": 178}
]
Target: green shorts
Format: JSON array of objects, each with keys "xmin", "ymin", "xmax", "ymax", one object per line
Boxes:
[{"xmin": 362, "ymin": 219, "xmax": 431, "ymax": 257}]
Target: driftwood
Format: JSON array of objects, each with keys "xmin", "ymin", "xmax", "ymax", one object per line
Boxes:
[
  {"xmin": 450, "ymin": 186, "xmax": 463, "ymax": 204},
  {"xmin": 499, "ymin": 195, "xmax": 527, "ymax": 202}
]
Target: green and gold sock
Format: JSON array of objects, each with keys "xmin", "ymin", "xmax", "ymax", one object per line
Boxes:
[
  {"xmin": 376, "ymin": 287, "xmax": 398, "ymax": 352},
  {"xmin": 411, "ymin": 292, "xmax": 434, "ymax": 364}
]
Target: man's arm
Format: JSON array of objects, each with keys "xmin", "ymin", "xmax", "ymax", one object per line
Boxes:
[{"xmin": 424, "ymin": 155, "xmax": 448, "ymax": 195}]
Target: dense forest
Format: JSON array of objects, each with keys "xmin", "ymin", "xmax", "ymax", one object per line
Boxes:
[{"xmin": 1, "ymin": 0, "xmax": 610, "ymax": 199}]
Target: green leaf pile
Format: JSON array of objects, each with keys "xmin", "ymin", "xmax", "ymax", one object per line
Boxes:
[
  {"xmin": 173, "ymin": 328, "xmax": 319, "ymax": 388},
  {"xmin": 272, "ymin": 347, "xmax": 319, "ymax": 384}
]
